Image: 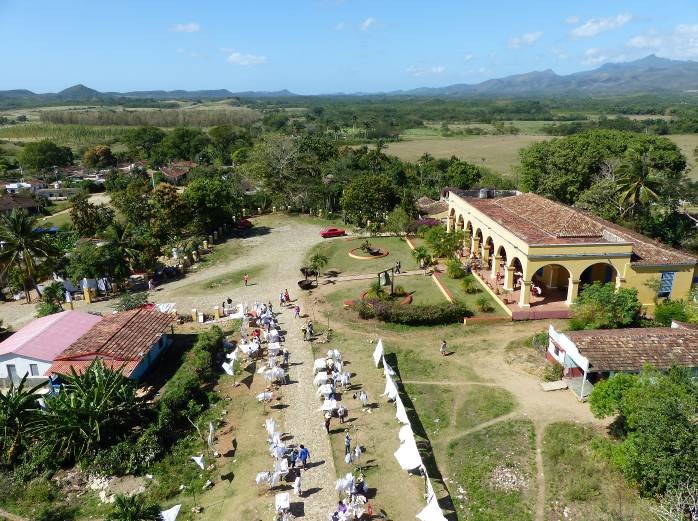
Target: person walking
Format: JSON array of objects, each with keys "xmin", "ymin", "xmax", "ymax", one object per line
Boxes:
[
  {"xmin": 299, "ymin": 444, "xmax": 310, "ymax": 470},
  {"xmin": 284, "ymin": 288, "xmax": 290, "ymax": 303},
  {"xmin": 243, "ymin": 273, "xmax": 249, "ymax": 287},
  {"xmin": 344, "ymin": 431, "xmax": 351, "ymax": 455},
  {"xmin": 324, "ymin": 412, "xmax": 332, "ymax": 434},
  {"xmin": 289, "ymin": 447, "xmax": 299, "ymax": 469},
  {"xmin": 294, "ymin": 305, "xmax": 301, "ymax": 319},
  {"xmin": 440, "ymin": 339, "xmax": 447, "ymax": 356},
  {"xmin": 283, "ymin": 348, "xmax": 290, "ymax": 367},
  {"xmin": 279, "ymin": 291, "xmax": 285, "ymax": 307}
]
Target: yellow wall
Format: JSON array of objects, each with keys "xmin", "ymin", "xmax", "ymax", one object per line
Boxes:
[{"xmin": 448, "ymin": 193, "xmax": 697, "ymax": 312}]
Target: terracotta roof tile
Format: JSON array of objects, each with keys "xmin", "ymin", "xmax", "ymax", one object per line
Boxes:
[
  {"xmin": 47, "ymin": 360, "xmax": 139, "ymax": 377},
  {"xmin": 55, "ymin": 308, "xmax": 174, "ymax": 363},
  {"xmin": 456, "ymin": 192, "xmax": 697, "ymax": 266},
  {"xmin": 566, "ymin": 327, "xmax": 698, "ymax": 372}
]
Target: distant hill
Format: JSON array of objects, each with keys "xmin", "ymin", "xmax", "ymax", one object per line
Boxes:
[
  {"xmin": 2, "ymin": 56, "xmax": 698, "ymax": 103},
  {"xmin": 392, "ymin": 55, "xmax": 698, "ymax": 97}
]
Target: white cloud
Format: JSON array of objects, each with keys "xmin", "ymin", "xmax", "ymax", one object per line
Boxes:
[
  {"xmin": 564, "ymin": 15, "xmax": 580, "ymax": 25},
  {"xmin": 625, "ymin": 24, "xmax": 698, "ymax": 59},
  {"xmin": 571, "ymin": 12, "xmax": 632, "ymax": 38},
  {"xmin": 508, "ymin": 31, "xmax": 543, "ymax": 48},
  {"xmin": 335, "ymin": 21, "xmax": 346, "ymax": 31},
  {"xmin": 550, "ymin": 48, "xmax": 569, "ymax": 60},
  {"xmin": 360, "ymin": 16, "xmax": 376, "ymax": 31},
  {"xmin": 406, "ymin": 65, "xmax": 445, "ymax": 77},
  {"xmin": 171, "ymin": 22, "xmax": 200, "ymax": 33},
  {"xmin": 582, "ymin": 48, "xmax": 610, "ymax": 66},
  {"xmin": 226, "ymin": 50, "xmax": 267, "ymax": 66},
  {"xmin": 463, "ymin": 53, "xmax": 474, "ymax": 62}
]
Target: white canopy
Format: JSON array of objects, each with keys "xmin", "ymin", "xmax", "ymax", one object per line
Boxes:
[
  {"xmin": 382, "ymin": 375, "xmax": 399, "ymax": 401},
  {"xmin": 394, "ymin": 432, "xmax": 422, "ymax": 471},
  {"xmin": 372, "ymin": 339, "xmax": 384, "ymax": 367},
  {"xmin": 416, "ymin": 495, "xmax": 448, "ymax": 521},
  {"xmin": 395, "ymin": 395, "xmax": 410, "ymax": 424},
  {"xmin": 160, "ymin": 504, "xmax": 181, "ymax": 521}
]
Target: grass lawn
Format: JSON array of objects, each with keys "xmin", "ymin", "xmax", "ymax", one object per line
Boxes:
[
  {"xmin": 179, "ymin": 263, "xmax": 267, "ymax": 295},
  {"xmin": 37, "ymin": 210, "xmax": 72, "ymax": 228},
  {"xmin": 542, "ymin": 422, "xmax": 653, "ymax": 521},
  {"xmin": 455, "ymin": 385, "xmax": 516, "ymax": 431},
  {"xmin": 667, "ymin": 134, "xmax": 698, "ymax": 180},
  {"xmin": 309, "ymin": 236, "xmax": 417, "ymax": 276},
  {"xmin": 437, "ymin": 271, "xmax": 507, "ymax": 316},
  {"xmin": 446, "ymin": 419, "xmax": 537, "ymax": 521}
]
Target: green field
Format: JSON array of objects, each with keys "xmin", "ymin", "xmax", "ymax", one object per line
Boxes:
[
  {"xmin": 0, "ymin": 123, "xmax": 130, "ymax": 148},
  {"xmin": 385, "ymin": 134, "xmax": 550, "ymax": 176}
]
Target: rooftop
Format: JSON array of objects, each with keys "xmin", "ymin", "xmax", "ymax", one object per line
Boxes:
[
  {"xmin": 53, "ymin": 308, "xmax": 175, "ymax": 376},
  {"xmin": 565, "ymin": 327, "xmax": 698, "ymax": 372},
  {"xmin": 0, "ymin": 311, "xmax": 102, "ymax": 361},
  {"xmin": 451, "ymin": 191, "xmax": 697, "ymax": 266},
  {"xmin": 0, "ymin": 193, "xmax": 41, "ymax": 212}
]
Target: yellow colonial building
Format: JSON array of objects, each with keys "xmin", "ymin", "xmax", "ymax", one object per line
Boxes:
[{"xmin": 446, "ymin": 189, "xmax": 697, "ymax": 319}]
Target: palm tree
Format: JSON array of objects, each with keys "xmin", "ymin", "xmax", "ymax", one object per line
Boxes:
[
  {"xmin": 0, "ymin": 209, "xmax": 56, "ymax": 303},
  {"xmin": 0, "ymin": 374, "xmax": 43, "ymax": 465},
  {"xmin": 101, "ymin": 221, "xmax": 140, "ymax": 273},
  {"xmin": 616, "ymin": 148, "xmax": 663, "ymax": 216},
  {"xmin": 310, "ymin": 252, "xmax": 329, "ymax": 279},
  {"xmin": 105, "ymin": 494, "xmax": 161, "ymax": 521}
]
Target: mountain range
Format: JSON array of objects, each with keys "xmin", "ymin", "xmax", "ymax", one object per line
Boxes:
[{"xmin": 2, "ymin": 55, "xmax": 698, "ymax": 102}]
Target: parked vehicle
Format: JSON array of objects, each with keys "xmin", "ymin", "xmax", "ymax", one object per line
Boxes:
[{"xmin": 320, "ymin": 227, "xmax": 346, "ymax": 238}]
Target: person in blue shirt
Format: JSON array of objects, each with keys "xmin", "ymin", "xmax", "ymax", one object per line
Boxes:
[{"xmin": 299, "ymin": 444, "xmax": 310, "ymax": 470}]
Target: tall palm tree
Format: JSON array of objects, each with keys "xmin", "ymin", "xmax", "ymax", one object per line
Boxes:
[
  {"xmin": 0, "ymin": 209, "xmax": 56, "ymax": 303},
  {"xmin": 616, "ymin": 148, "xmax": 663, "ymax": 216},
  {"xmin": 105, "ymin": 494, "xmax": 161, "ymax": 521},
  {"xmin": 412, "ymin": 246, "xmax": 432, "ymax": 271},
  {"xmin": 0, "ymin": 374, "xmax": 43, "ymax": 465},
  {"xmin": 101, "ymin": 221, "xmax": 140, "ymax": 272}
]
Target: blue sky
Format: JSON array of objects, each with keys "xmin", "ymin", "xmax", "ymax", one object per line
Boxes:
[{"xmin": 1, "ymin": 0, "xmax": 697, "ymax": 94}]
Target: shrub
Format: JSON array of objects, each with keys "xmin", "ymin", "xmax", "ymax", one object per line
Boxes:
[
  {"xmin": 461, "ymin": 274, "xmax": 481, "ymax": 294},
  {"xmin": 34, "ymin": 505, "xmax": 77, "ymax": 521},
  {"xmin": 570, "ymin": 282, "xmax": 641, "ymax": 330},
  {"xmin": 653, "ymin": 299, "xmax": 689, "ymax": 326},
  {"xmin": 112, "ymin": 291, "xmax": 149, "ymax": 312},
  {"xmin": 475, "ymin": 295, "xmax": 494, "ymax": 312},
  {"xmin": 446, "ymin": 259, "xmax": 466, "ymax": 279},
  {"xmin": 368, "ymin": 301, "xmax": 470, "ymax": 326},
  {"xmin": 543, "ymin": 361, "xmax": 564, "ymax": 382},
  {"xmin": 87, "ymin": 440, "xmax": 132, "ymax": 476},
  {"xmin": 393, "ymin": 285, "xmax": 407, "ymax": 297},
  {"xmin": 352, "ymin": 301, "xmax": 376, "ymax": 319}
]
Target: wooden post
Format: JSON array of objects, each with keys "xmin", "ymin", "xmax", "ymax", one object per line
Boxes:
[
  {"xmin": 83, "ymin": 287, "xmax": 92, "ymax": 304},
  {"xmin": 191, "ymin": 309, "xmax": 197, "ymax": 322},
  {"xmin": 214, "ymin": 306, "xmax": 221, "ymax": 320}
]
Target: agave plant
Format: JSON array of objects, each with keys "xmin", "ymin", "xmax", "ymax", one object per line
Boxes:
[
  {"xmin": 105, "ymin": 494, "xmax": 162, "ymax": 521},
  {"xmin": 0, "ymin": 375, "xmax": 43, "ymax": 465}
]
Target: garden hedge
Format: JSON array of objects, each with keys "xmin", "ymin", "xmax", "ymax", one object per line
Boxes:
[{"xmin": 354, "ymin": 300, "xmax": 470, "ymax": 325}]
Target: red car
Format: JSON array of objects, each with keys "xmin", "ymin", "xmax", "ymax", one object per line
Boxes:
[
  {"xmin": 320, "ymin": 227, "xmax": 346, "ymax": 238},
  {"xmin": 237, "ymin": 219, "xmax": 253, "ymax": 230}
]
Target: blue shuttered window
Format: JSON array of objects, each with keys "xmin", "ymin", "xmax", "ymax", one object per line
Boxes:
[{"xmin": 658, "ymin": 272, "xmax": 676, "ymax": 298}]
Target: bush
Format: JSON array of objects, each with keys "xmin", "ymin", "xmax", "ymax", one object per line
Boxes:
[
  {"xmin": 87, "ymin": 440, "xmax": 132, "ymax": 476},
  {"xmin": 112, "ymin": 291, "xmax": 149, "ymax": 312},
  {"xmin": 461, "ymin": 274, "xmax": 481, "ymax": 294},
  {"xmin": 475, "ymin": 295, "xmax": 494, "ymax": 312},
  {"xmin": 446, "ymin": 259, "xmax": 466, "ymax": 279},
  {"xmin": 393, "ymin": 285, "xmax": 407, "ymax": 297},
  {"xmin": 352, "ymin": 301, "xmax": 376, "ymax": 319},
  {"xmin": 34, "ymin": 505, "xmax": 77, "ymax": 521},
  {"xmin": 366, "ymin": 300, "xmax": 470, "ymax": 326},
  {"xmin": 570, "ymin": 283, "xmax": 641, "ymax": 330},
  {"xmin": 543, "ymin": 361, "xmax": 564, "ymax": 382},
  {"xmin": 653, "ymin": 299, "xmax": 689, "ymax": 326}
]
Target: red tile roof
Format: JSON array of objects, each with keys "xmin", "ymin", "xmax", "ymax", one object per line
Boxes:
[
  {"xmin": 48, "ymin": 360, "xmax": 139, "ymax": 376},
  {"xmin": 0, "ymin": 193, "xmax": 41, "ymax": 212},
  {"xmin": 566, "ymin": 327, "xmax": 698, "ymax": 372},
  {"xmin": 50, "ymin": 308, "xmax": 174, "ymax": 377},
  {"xmin": 456, "ymin": 192, "xmax": 697, "ymax": 266}
]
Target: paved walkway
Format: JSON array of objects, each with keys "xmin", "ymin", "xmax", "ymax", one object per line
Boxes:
[{"xmin": 276, "ymin": 305, "xmax": 337, "ymax": 519}]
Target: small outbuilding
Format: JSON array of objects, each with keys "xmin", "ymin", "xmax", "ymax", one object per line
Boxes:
[
  {"xmin": 0, "ymin": 311, "xmax": 102, "ymax": 386},
  {"xmin": 48, "ymin": 307, "xmax": 176, "ymax": 380},
  {"xmin": 547, "ymin": 322, "xmax": 698, "ymax": 400}
]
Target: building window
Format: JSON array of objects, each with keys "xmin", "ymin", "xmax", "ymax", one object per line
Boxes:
[
  {"xmin": 658, "ymin": 272, "xmax": 676, "ymax": 298},
  {"xmin": 29, "ymin": 364, "xmax": 39, "ymax": 376}
]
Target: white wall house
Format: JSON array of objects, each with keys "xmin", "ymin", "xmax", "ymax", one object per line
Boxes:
[{"xmin": 0, "ymin": 311, "xmax": 102, "ymax": 386}]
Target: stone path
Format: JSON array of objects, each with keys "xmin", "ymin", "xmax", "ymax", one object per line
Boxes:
[{"xmin": 276, "ymin": 305, "xmax": 337, "ymax": 519}]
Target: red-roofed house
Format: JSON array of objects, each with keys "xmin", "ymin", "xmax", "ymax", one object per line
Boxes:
[
  {"xmin": 446, "ymin": 190, "xmax": 698, "ymax": 319},
  {"xmin": 547, "ymin": 322, "xmax": 698, "ymax": 400},
  {"xmin": 0, "ymin": 311, "xmax": 102, "ymax": 386},
  {"xmin": 48, "ymin": 308, "xmax": 176, "ymax": 380}
]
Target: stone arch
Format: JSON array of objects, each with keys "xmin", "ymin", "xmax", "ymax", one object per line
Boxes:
[
  {"xmin": 456, "ymin": 214, "xmax": 465, "ymax": 231},
  {"xmin": 483, "ymin": 236, "xmax": 495, "ymax": 267},
  {"xmin": 529, "ymin": 263, "xmax": 574, "ymax": 307},
  {"xmin": 579, "ymin": 262, "xmax": 617, "ymax": 287}
]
